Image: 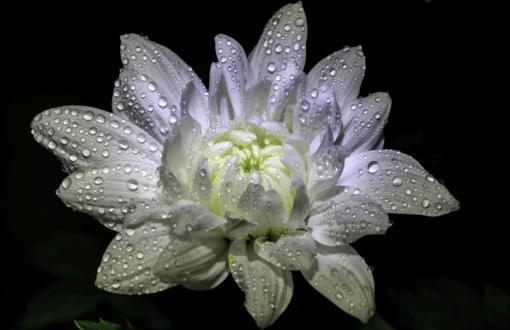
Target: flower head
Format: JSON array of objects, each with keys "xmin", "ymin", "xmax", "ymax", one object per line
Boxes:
[{"xmin": 31, "ymin": 2, "xmax": 459, "ymax": 328}]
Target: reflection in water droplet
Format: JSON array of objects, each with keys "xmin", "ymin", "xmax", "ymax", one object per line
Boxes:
[{"xmin": 367, "ymin": 161, "xmax": 380, "ymax": 174}]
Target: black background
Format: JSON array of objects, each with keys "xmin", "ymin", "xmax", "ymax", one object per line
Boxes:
[{"xmin": 1, "ymin": 1, "xmax": 503, "ymax": 329}]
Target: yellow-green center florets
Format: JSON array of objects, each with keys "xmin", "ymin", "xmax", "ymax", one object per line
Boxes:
[{"xmin": 203, "ymin": 125, "xmax": 296, "ymax": 225}]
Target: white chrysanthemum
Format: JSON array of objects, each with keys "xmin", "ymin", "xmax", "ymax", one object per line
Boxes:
[{"xmin": 31, "ymin": 3, "xmax": 459, "ymax": 328}]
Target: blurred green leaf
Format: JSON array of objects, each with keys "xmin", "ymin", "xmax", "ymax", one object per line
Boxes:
[
  {"xmin": 75, "ymin": 319, "xmax": 124, "ymax": 330},
  {"xmin": 105, "ymin": 295, "xmax": 171, "ymax": 330},
  {"xmin": 483, "ymin": 284, "xmax": 510, "ymax": 329},
  {"xmin": 388, "ymin": 278, "xmax": 510, "ymax": 330},
  {"xmin": 21, "ymin": 282, "xmax": 104, "ymax": 329}
]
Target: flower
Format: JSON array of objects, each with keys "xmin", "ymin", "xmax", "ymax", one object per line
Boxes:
[{"xmin": 31, "ymin": 2, "xmax": 459, "ymax": 328}]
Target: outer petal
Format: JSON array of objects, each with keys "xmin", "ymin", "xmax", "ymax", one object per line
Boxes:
[
  {"xmin": 96, "ymin": 222, "xmax": 175, "ymax": 294},
  {"xmin": 340, "ymin": 93, "xmax": 391, "ymax": 155},
  {"xmin": 57, "ymin": 161, "xmax": 159, "ymax": 231},
  {"xmin": 229, "ymin": 237, "xmax": 293, "ymax": 328},
  {"xmin": 302, "ymin": 245, "xmax": 375, "ymax": 323},
  {"xmin": 338, "ymin": 150, "xmax": 460, "ymax": 216},
  {"xmin": 295, "ymin": 46, "xmax": 365, "ymax": 143},
  {"xmin": 153, "ymin": 235, "xmax": 227, "ymax": 287},
  {"xmin": 113, "ymin": 34, "xmax": 207, "ymax": 143},
  {"xmin": 307, "ymin": 46, "xmax": 366, "ymax": 109},
  {"xmin": 215, "ymin": 34, "xmax": 249, "ymax": 118},
  {"xmin": 286, "ymin": 182, "xmax": 310, "ymax": 230},
  {"xmin": 248, "ymin": 2, "xmax": 307, "ymax": 120},
  {"xmin": 31, "ymin": 106, "xmax": 162, "ymax": 172},
  {"xmin": 254, "ymin": 232, "xmax": 316, "ymax": 271},
  {"xmin": 308, "ymin": 187, "xmax": 390, "ymax": 246}
]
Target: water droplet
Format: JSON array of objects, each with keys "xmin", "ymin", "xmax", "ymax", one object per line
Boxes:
[
  {"xmin": 147, "ymin": 82, "xmax": 157, "ymax": 92},
  {"xmin": 422, "ymin": 199, "xmax": 430, "ymax": 208},
  {"xmin": 267, "ymin": 62, "xmax": 277, "ymax": 73},
  {"xmin": 275, "ymin": 44, "xmax": 283, "ymax": 53},
  {"xmin": 136, "ymin": 252, "xmax": 144, "ymax": 259},
  {"xmin": 367, "ymin": 161, "xmax": 380, "ymax": 174},
  {"xmin": 62, "ymin": 178, "xmax": 72, "ymax": 189},
  {"xmin": 94, "ymin": 177, "xmax": 104, "ymax": 185},
  {"xmin": 300, "ymin": 99, "xmax": 310, "ymax": 112},
  {"xmin": 158, "ymin": 96, "xmax": 168, "ymax": 108},
  {"xmin": 392, "ymin": 177, "xmax": 403, "ymax": 187},
  {"xmin": 295, "ymin": 17, "xmax": 305, "ymax": 26},
  {"xmin": 126, "ymin": 179, "xmax": 139, "ymax": 191}
]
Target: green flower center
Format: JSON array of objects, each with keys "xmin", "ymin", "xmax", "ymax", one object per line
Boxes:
[{"xmin": 203, "ymin": 125, "xmax": 295, "ymax": 220}]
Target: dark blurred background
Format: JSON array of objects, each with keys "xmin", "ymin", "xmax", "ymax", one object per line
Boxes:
[{"xmin": 1, "ymin": 0, "xmax": 503, "ymax": 329}]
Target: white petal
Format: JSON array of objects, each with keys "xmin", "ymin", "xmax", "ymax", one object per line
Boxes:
[
  {"xmin": 95, "ymin": 223, "xmax": 175, "ymax": 294},
  {"xmin": 308, "ymin": 187, "xmax": 390, "ymax": 246},
  {"xmin": 166, "ymin": 201, "xmax": 225, "ymax": 238},
  {"xmin": 208, "ymin": 63, "xmax": 234, "ymax": 130},
  {"xmin": 340, "ymin": 93, "xmax": 391, "ymax": 155},
  {"xmin": 302, "ymin": 245, "xmax": 375, "ymax": 323},
  {"xmin": 57, "ymin": 161, "xmax": 159, "ymax": 231},
  {"xmin": 338, "ymin": 150, "xmax": 460, "ymax": 216},
  {"xmin": 223, "ymin": 217, "xmax": 258, "ymax": 240},
  {"xmin": 229, "ymin": 237, "xmax": 293, "ymax": 328},
  {"xmin": 243, "ymin": 80, "xmax": 271, "ymax": 120},
  {"xmin": 281, "ymin": 144, "xmax": 307, "ymax": 184},
  {"xmin": 286, "ymin": 181, "xmax": 310, "ymax": 230},
  {"xmin": 308, "ymin": 128, "xmax": 347, "ymax": 200},
  {"xmin": 254, "ymin": 232, "xmax": 316, "ymax": 271},
  {"xmin": 248, "ymin": 2, "xmax": 307, "ymax": 120},
  {"xmin": 31, "ymin": 106, "xmax": 162, "ymax": 172},
  {"xmin": 182, "ymin": 250, "xmax": 229, "ymax": 291},
  {"xmin": 180, "ymin": 82, "xmax": 209, "ymax": 134},
  {"xmin": 215, "ymin": 34, "xmax": 249, "ymax": 118},
  {"xmin": 113, "ymin": 34, "xmax": 207, "ymax": 143},
  {"xmin": 153, "ymin": 235, "xmax": 227, "ymax": 286},
  {"xmin": 238, "ymin": 185, "xmax": 286, "ymax": 229},
  {"xmin": 192, "ymin": 158, "xmax": 212, "ymax": 206},
  {"xmin": 161, "ymin": 116, "xmax": 203, "ymax": 186},
  {"xmin": 307, "ymin": 46, "xmax": 366, "ymax": 109},
  {"xmin": 124, "ymin": 201, "xmax": 225, "ymax": 237}
]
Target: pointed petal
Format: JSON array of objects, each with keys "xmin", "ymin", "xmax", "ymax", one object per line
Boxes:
[
  {"xmin": 161, "ymin": 116, "xmax": 203, "ymax": 186},
  {"xmin": 153, "ymin": 235, "xmax": 227, "ymax": 286},
  {"xmin": 340, "ymin": 93, "xmax": 391, "ymax": 154},
  {"xmin": 31, "ymin": 106, "xmax": 162, "ymax": 172},
  {"xmin": 254, "ymin": 232, "xmax": 316, "ymax": 271},
  {"xmin": 113, "ymin": 34, "xmax": 207, "ymax": 143},
  {"xmin": 308, "ymin": 128, "xmax": 347, "ymax": 199},
  {"xmin": 307, "ymin": 46, "xmax": 366, "ymax": 109},
  {"xmin": 224, "ymin": 217, "xmax": 258, "ymax": 240},
  {"xmin": 182, "ymin": 250, "xmax": 229, "ymax": 291},
  {"xmin": 302, "ymin": 245, "xmax": 375, "ymax": 323},
  {"xmin": 180, "ymin": 81, "xmax": 209, "ymax": 133},
  {"xmin": 192, "ymin": 158, "xmax": 212, "ymax": 206},
  {"xmin": 308, "ymin": 187, "xmax": 390, "ymax": 245},
  {"xmin": 286, "ymin": 181, "xmax": 310, "ymax": 230},
  {"xmin": 338, "ymin": 150, "xmax": 460, "ymax": 216},
  {"xmin": 215, "ymin": 34, "xmax": 249, "ymax": 117},
  {"xmin": 208, "ymin": 63, "xmax": 235, "ymax": 130},
  {"xmin": 166, "ymin": 201, "xmax": 225, "ymax": 238},
  {"xmin": 57, "ymin": 161, "xmax": 159, "ymax": 231},
  {"xmin": 249, "ymin": 2, "xmax": 307, "ymax": 120},
  {"xmin": 229, "ymin": 237, "xmax": 293, "ymax": 328},
  {"xmin": 95, "ymin": 223, "xmax": 175, "ymax": 294}
]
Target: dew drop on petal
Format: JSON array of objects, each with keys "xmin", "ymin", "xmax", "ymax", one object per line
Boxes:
[
  {"xmin": 126, "ymin": 179, "xmax": 139, "ymax": 191},
  {"xmin": 367, "ymin": 161, "xmax": 380, "ymax": 174},
  {"xmin": 158, "ymin": 96, "xmax": 168, "ymax": 108},
  {"xmin": 267, "ymin": 62, "xmax": 277, "ymax": 74}
]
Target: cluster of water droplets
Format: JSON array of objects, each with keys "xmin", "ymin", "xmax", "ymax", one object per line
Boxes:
[
  {"xmin": 340, "ymin": 150, "xmax": 458, "ymax": 216},
  {"xmin": 31, "ymin": 107, "xmax": 161, "ymax": 173}
]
